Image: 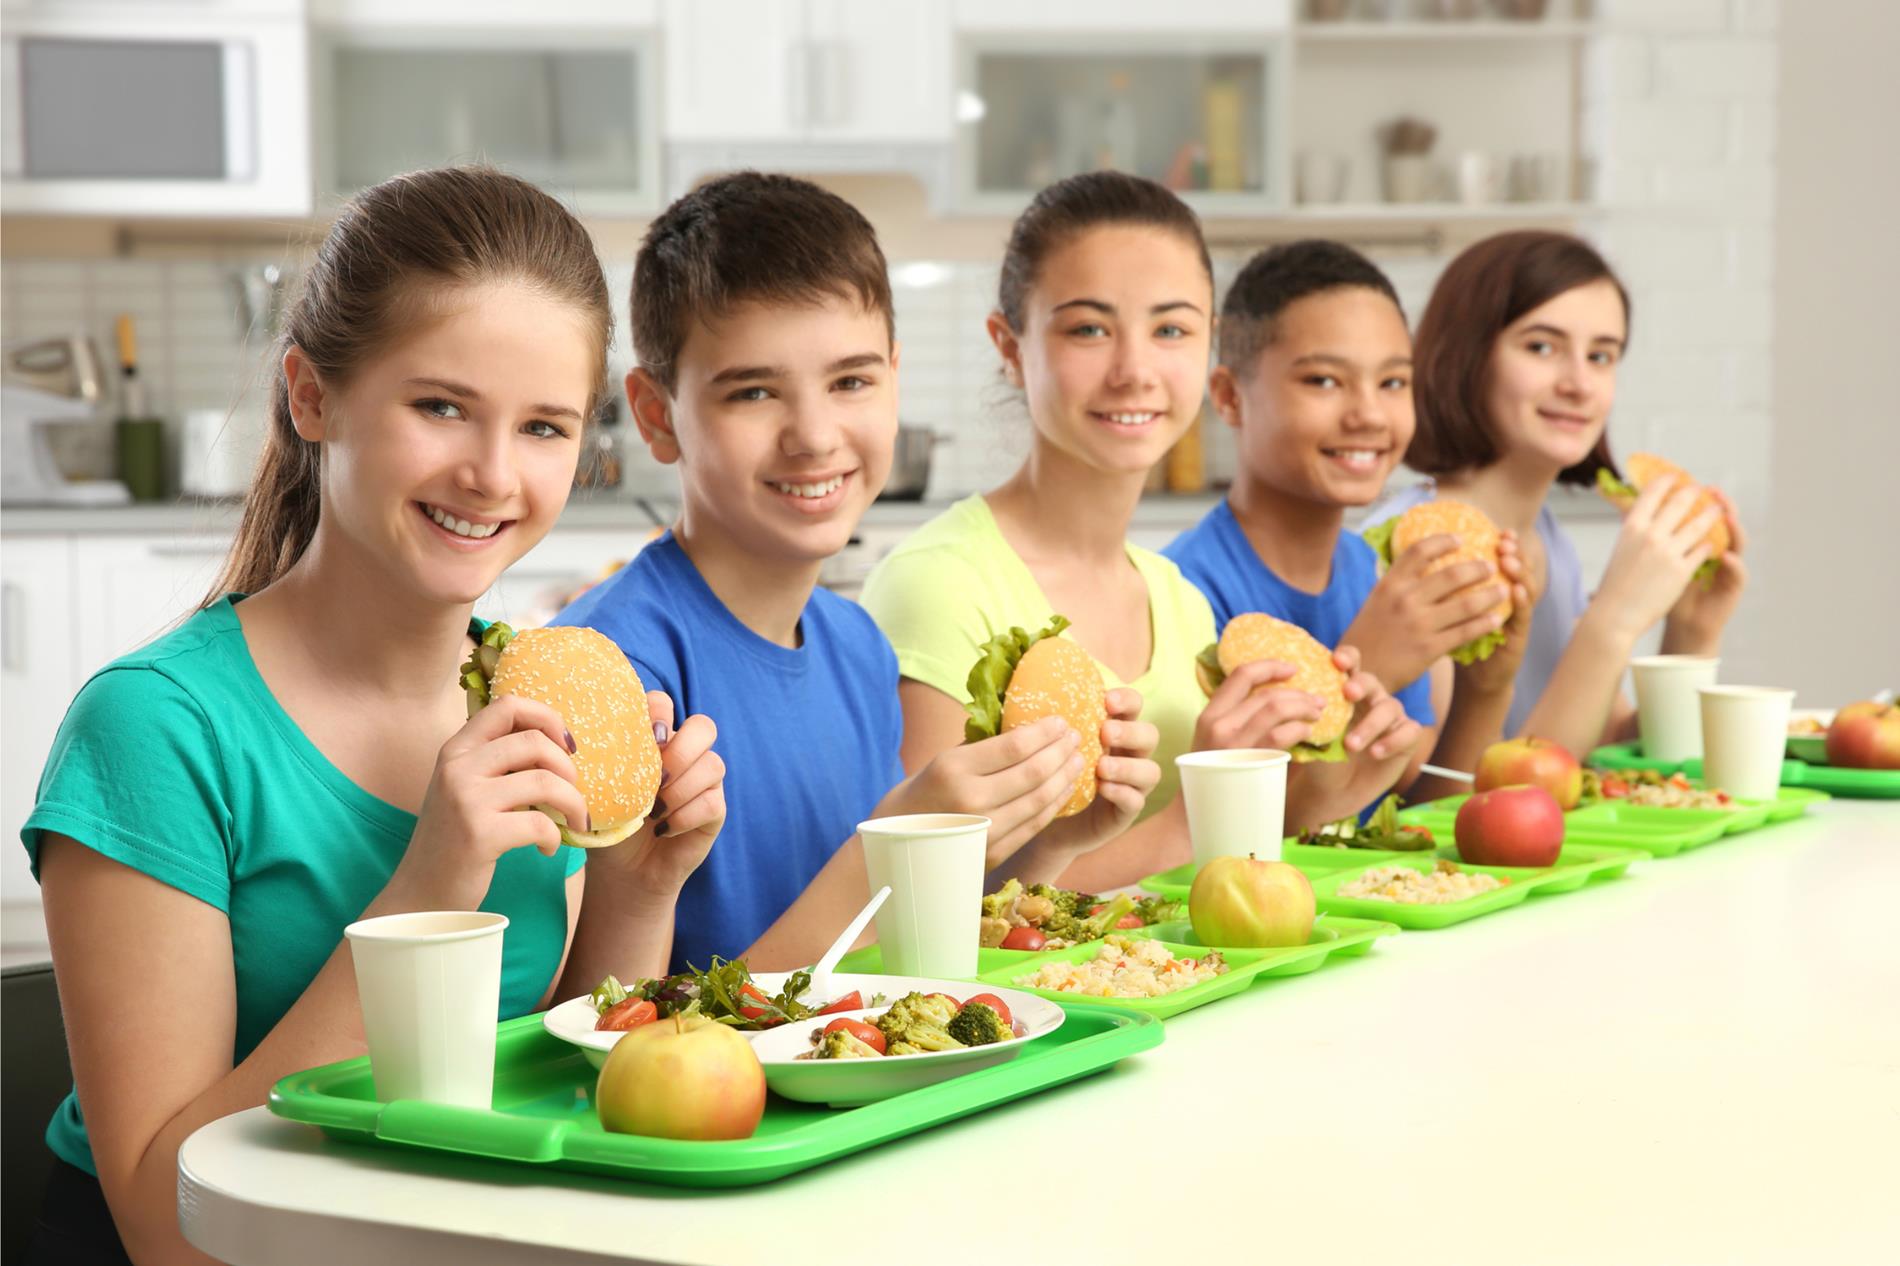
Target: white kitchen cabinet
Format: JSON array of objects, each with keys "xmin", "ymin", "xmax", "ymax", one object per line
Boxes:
[
  {"xmin": 72, "ymin": 536, "xmax": 230, "ymax": 674},
  {"xmin": 1, "ymin": 535, "xmax": 75, "ymax": 925},
  {"xmin": 662, "ymin": 0, "xmax": 950, "ymax": 144},
  {"xmin": 313, "ymin": 24, "xmax": 661, "ymax": 216}
]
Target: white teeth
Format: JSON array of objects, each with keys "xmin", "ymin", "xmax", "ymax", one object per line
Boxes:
[
  {"xmin": 1103, "ymin": 411, "xmax": 1157, "ymax": 426},
  {"xmin": 1324, "ymin": 449, "xmax": 1383, "ymax": 469},
  {"xmin": 426, "ymin": 504, "xmax": 500, "ymax": 539},
  {"xmin": 770, "ymin": 475, "xmax": 845, "ymax": 498}
]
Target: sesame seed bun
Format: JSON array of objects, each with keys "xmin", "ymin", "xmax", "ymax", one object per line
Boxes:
[
  {"xmin": 1599, "ymin": 453, "xmax": 1732, "ymax": 560},
  {"xmin": 1209, "ymin": 613, "xmax": 1352, "ymax": 758},
  {"xmin": 998, "ymin": 636, "xmax": 1105, "ymax": 818},
  {"xmin": 486, "ymin": 626, "xmax": 663, "ymax": 847}
]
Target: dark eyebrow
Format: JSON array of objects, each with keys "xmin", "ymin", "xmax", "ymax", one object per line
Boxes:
[
  {"xmin": 1051, "ymin": 298, "xmax": 1207, "ymax": 318},
  {"xmin": 1290, "ymin": 353, "xmax": 1414, "ymax": 370},
  {"xmin": 708, "ymin": 364, "xmax": 786, "ymax": 385},
  {"xmin": 405, "ymin": 376, "xmax": 584, "ymax": 421},
  {"xmin": 826, "ymin": 352, "xmax": 887, "ymax": 373},
  {"xmin": 1520, "ymin": 323, "xmax": 1626, "ymax": 351}
]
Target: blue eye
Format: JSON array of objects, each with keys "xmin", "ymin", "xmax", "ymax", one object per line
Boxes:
[
  {"xmin": 727, "ymin": 386, "xmax": 771, "ymax": 403},
  {"xmin": 1069, "ymin": 322, "xmax": 1108, "ymax": 339},
  {"xmin": 414, "ymin": 397, "xmax": 463, "ymax": 419},
  {"xmin": 1156, "ymin": 323, "xmax": 1188, "ymax": 339},
  {"xmin": 523, "ymin": 419, "xmax": 570, "ymax": 439}
]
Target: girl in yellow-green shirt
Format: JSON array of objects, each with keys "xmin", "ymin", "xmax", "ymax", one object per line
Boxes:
[{"xmin": 862, "ymin": 172, "xmax": 1422, "ymax": 890}]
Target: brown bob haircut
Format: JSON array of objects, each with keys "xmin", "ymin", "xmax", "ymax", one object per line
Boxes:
[
  {"xmin": 631, "ymin": 170, "xmax": 893, "ymax": 392},
  {"xmin": 1407, "ymin": 230, "xmax": 1629, "ymax": 487}
]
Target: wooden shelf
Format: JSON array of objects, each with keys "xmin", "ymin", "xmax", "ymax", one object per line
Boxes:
[{"xmin": 1294, "ymin": 20, "xmax": 1601, "ymax": 41}]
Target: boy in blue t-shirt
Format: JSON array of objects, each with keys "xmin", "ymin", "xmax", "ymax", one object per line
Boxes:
[
  {"xmin": 558, "ymin": 173, "xmax": 1152, "ymax": 973},
  {"xmin": 1165, "ymin": 241, "xmax": 1533, "ymax": 807}
]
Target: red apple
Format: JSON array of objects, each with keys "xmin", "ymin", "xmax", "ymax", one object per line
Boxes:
[
  {"xmin": 1189, "ymin": 855, "xmax": 1315, "ymax": 948},
  {"xmin": 1825, "ymin": 700, "xmax": 1900, "ymax": 770},
  {"xmin": 1475, "ymin": 737, "xmax": 1583, "ymax": 810},
  {"xmin": 595, "ymin": 1011, "xmax": 765, "ymax": 1140},
  {"xmin": 1455, "ymin": 785, "xmax": 1565, "ymax": 867}
]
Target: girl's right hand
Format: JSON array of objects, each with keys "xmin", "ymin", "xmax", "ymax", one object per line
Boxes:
[
  {"xmin": 1594, "ymin": 474, "xmax": 1727, "ymax": 639},
  {"xmin": 397, "ymin": 695, "xmax": 591, "ymax": 910},
  {"xmin": 878, "ymin": 716, "xmax": 1082, "ymax": 867},
  {"xmin": 1193, "ymin": 658, "xmax": 1322, "ymax": 753}
]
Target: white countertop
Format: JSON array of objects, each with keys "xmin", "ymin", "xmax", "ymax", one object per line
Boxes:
[{"xmin": 178, "ymin": 800, "xmax": 1900, "ymax": 1266}]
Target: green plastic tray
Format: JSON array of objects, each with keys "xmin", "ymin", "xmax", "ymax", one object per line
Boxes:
[
  {"xmin": 1141, "ymin": 841, "xmax": 1639, "ymax": 904},
  {"xmin": 268, "ymin": 1008, "xmax": 1162, "ymax": 1189},
  {"xmin": 1591, "ymin": 742, "xmax": 1900, "ymax": 799},
  {"xmin": 834, "ymin": 943, "xmax": 1025, "ymax": 975},
  {"xmin": 975, "ymin": 915, "xmax": 1396, "ymax": 1019},
  {"xmin": 1306, "ymin": 844, "xmax": 1638, "ymax": 929},
  {"xmin": 1136, "ymin": 915, "xmax": 1399, "ymax": 977}
]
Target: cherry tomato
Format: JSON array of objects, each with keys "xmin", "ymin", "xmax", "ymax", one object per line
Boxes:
[
  {"xmin": 1400, "ymin": 825, "xmax": 1435, "ymax": 845},
  {"xmin": 963, "ymin": 992, "xmax": 1012, "ymax": 1026},
  {"xmin": 1000, "ymin": 926, "xmax": 1047, "ymax": 952},
  {"xmin": 1114, "ymin": 915, "xmax": 1143, "ymax": 929},
  {"xmin": 737, "ymin": 983, "xmax": 785, "ymax": 1026},
  {"xmin": 822, "ymin": 1017, "xmax": 887, "ymax": 1054},
  {"xmin": 594, "ymin": 997, "xmax": 658, "ymax": 1032},
  {"xmin": 813, "ymin": 991, "xmax": 863, "ymax": 1016}
]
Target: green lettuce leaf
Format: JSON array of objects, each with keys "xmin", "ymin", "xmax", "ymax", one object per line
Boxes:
[
  {"xmin": 1362, "ymin": 518, "xmax": 1398, "ymax": 567},
  {"xmin": 1449, "ymin": 624, "xmax": 1508, "ymax": 666},
  {"xmin": 460, "ymin": 621, "xmax": 518, "ymax": 718},
  {"xmin": 962, "ymin": 615, "xmax": 1071, "ymax": 744},
  {"xmin": 1595, "ymin": 468, "xmax": 1638, "ymax": 500},
  {"xmin": 1194, "ymin": 641, "xmax": 1225, "ymax": 693},
  {"xmin": 1290, "ymin": 733, "xmax": 1348, "ymax": 764}
]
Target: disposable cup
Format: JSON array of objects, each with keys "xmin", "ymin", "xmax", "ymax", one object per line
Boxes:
[
  {"xmin": 1175, "ymin": 749, "xmax": 1291, "ymax": 866},
  {"xmin": 1698, "ymin": 686, "xmax": 1796, "ymax": 800},
  {"xmin": 345, "ymin": 911, "xmax": 508, "ymax": 1108},
  {"xmin": 1631, "ymin": 654, "xmax": 1720, "ymax": 762},
  {"xmin": 857, "ymin": 814, "xmax": 989, "ymax": 978}
]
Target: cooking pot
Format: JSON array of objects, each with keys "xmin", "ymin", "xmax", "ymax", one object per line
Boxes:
[{"xmin": 880, "ymin": 425, "xmax": 944, "ymax": 501}]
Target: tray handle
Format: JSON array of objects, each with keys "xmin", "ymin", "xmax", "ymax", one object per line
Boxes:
[{"xmin": 375, "ymin": 1100, "xmax": 570, "ymax": 1163}]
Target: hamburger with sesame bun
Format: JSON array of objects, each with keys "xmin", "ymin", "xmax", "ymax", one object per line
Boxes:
[
  {"xmin": 460, "ymin": 624, "xmax": 663, "ymax": 847},
  {"xmin": 1594, "ymin": 453, "xmax": 1730, "ymax": 580},
  {"xmin": 963, "ymin": 616, "xmax": 1105, "ymax": 818},
  {"xmin": 1363, "ymin": 498, "xmax": 1512, "ymax": 665},
  {"xmin": 1194, "ymin": 613, "xmax": 1351, "ymax": 763}
]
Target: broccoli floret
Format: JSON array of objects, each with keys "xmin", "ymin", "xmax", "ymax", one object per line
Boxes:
[
  {"xmin": 886, "ymin": 1040, "xmax": 926, "ymax": 1057},
  {"xmin": 1027, "ymin": 883, "xmax": 1084, "ymax": 921},
  {"xmin": 1132, "ymin": 896, "xmax": 1186, "ymax": 926},
  {"xmin": 1044, "ymin": 892, "xmax": 1139, "ymax": 944},
  {"xmin": 817, "ymin": 1028, "xmax": 883, "ymax": 1060},
  {"xmin": 980, "ymin": 878, "xmax": 1023, "ymax": 921},
  {"xmin": 946, "ymin": 1002, "xmax": 1011, "ymax": 1047},
  {"xmin": 873, "ymin": 992, "xmax": 966, "ymax": 1052}
]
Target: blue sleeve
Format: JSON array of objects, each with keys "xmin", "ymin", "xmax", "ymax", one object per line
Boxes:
[{"xmin": 21, "ymin": 667, "xmax": 234, "ymax": 912}]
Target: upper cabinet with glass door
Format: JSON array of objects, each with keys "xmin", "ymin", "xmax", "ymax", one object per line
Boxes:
[
  {"xmin": 310, "ymin": 2, "xmax": 661, "ymax": 216},
  {"xmin": 951, "ymin": 0, "xmax": 1291, "ymax": 215}
]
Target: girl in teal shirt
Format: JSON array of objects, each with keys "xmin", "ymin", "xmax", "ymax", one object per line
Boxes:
[{"xmin": 20, "ymin": 168, "xmax": 727, "ymax": 1266}]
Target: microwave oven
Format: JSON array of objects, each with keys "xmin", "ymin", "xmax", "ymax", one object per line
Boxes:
[{"xmin": 1, "ymin": 1, "xmax": 311, "ymax": 216}]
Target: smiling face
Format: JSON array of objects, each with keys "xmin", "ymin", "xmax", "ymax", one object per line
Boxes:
[
  {"xmin": 298, "ymin": 281, "xmax": 595, "ymax": 606},
  {"xmin": 1483, "ymin": 278, "xmax": 1627, "ymax": 472},
  {"xmin": 1220, "ymin": 286, "xmax": 1414, "ymax": 509},
  {"xmin": 991, "ymin": 224, "xmax": 1214, "ymax": 478},
  {"xmin": 646, "ymin": 292, "xmax": 897, "ymax": 566}
]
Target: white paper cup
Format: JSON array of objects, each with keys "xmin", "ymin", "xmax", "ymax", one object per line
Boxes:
[
  {"xmin": 1175, "ymin": 749, "xmax": 1291, "ymax": 866},
  {"xmin": 1698, "ymin": 686, "xmax": 1796, "ymax": 801},
  {"xmin": 345, "ymin": 911, "xmax": 509, "ymax": 1108},
  {"xmin": 1631, "ymin": 654, "xmax": 1720, "ymax": 762},
  {"xmin": 858, "ymin": 814, "xmax": 989, "ymax": 978}
]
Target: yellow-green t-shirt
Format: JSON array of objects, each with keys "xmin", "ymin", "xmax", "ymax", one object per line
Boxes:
[{"xmin": 859, "ymin": 495, "xmax": 1216, "ymax": 821}]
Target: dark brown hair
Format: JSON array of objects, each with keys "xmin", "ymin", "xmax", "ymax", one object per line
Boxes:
[
  {"xmin": 1218, "ymin": 239, "xmax": 1405, "ymax": 374},
  {"xmin": 631, "ymin": 171, "xmax": 893, "ymax": 392},
  {"xmin": 207, "ymin": 166, "xmax": 612, "ymax": 604},
  {"xmin": 996, "ymin": 170, "xmax": 1213, "ymax": 333},
  {"xmin": 1408, "ymin": 230, "xmax": 1629, "ymax": 487}
]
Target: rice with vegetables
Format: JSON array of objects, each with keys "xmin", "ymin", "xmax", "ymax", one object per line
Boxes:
[
  {"xmin": 1012, "ymin": 935, "xmax": 1225, "ymax": 998},
  {"xmin": 1338, "ymin": 862, "xmax": 1507, "ymax": 905}
]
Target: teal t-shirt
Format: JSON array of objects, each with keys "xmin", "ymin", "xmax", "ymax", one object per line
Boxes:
[{"xmin": 20, "ymin": 595, "xmax": 585, "ymax": 1176}]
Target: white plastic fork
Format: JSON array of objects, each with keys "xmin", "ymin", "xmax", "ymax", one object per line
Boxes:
[{"xmin": 803, "ymin": 885, "xmax": 891, "ymax": 1007}]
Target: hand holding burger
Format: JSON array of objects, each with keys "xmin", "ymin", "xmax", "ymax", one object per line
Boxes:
[{"xmin": 1363, "ymin": 499, "xmax": 1514, "ymax": 666}]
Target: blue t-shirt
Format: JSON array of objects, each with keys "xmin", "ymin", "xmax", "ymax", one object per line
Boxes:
[
  {"xmin": 1363, "ymin": 482, "xmax": 1587, "ymax": 737},
  {"xmin": 1164, "ymin": 501, "xmax": 1437, "ymax": 729},
  {"xmin": 554, "ymin": 534, "xmax": 904, "ymax": 974}
]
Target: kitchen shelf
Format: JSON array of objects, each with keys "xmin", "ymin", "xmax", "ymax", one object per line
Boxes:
[
  {"xmin": 1283, "ymin": 200, "xmax": 1599, "ymax": 219},
  {"xmin": 1294, "ymin": 21, "xmax": 1602, "ymax": 40}
]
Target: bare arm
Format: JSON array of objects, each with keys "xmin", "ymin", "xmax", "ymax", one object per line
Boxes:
[{"xmin": 38, "ymin": 838, "xmax": 483, "ymax": 1266}]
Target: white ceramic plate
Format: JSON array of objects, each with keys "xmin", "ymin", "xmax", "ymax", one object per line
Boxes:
[
  {"xmin": 541, "ymin": 972, "xmax": 1043, "ymax": 1073},
  {"xmin": 747, "ymin": 978, "xmax": 1064, "ymax": 1108},
  {"xmin": 1787, "ymin": 708, "xmax": 1835, "ymax": 762}
]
